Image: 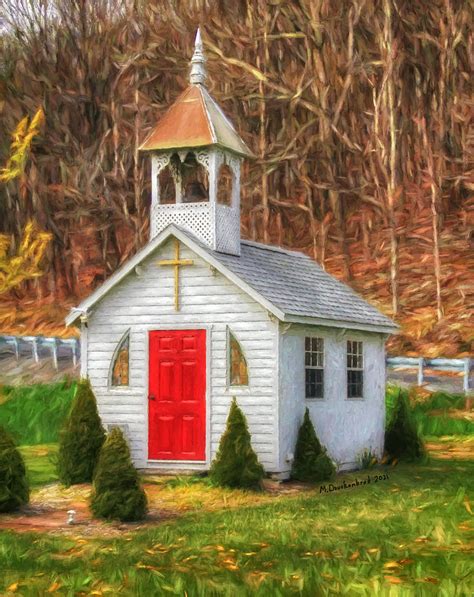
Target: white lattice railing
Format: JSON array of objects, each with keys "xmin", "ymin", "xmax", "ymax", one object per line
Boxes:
[{"xmin": 151, "ymin": 202, "xmax": 214, "ymax": 246}]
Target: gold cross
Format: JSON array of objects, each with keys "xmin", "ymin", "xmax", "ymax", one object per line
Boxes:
[{"xmin": 158, "ymin": 239, "xmax": 194, "ymax": 311}]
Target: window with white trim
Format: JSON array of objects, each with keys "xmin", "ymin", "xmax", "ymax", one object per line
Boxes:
[
  {"xmin": 347, "ymin": 340, "xmax": 363, "ymax": 398},
  {"xmin": 305, "ymin": 337, "xmax": 324, "ymax": 399}
]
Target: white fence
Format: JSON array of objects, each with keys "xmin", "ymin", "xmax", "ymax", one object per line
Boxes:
[
  {"xmin": 0, "ymin": 335, "xmax": 79, "ymax": 371},
  {"xmin": 386, "ymin": 356, "xmax": 472, "ymax": 394}
]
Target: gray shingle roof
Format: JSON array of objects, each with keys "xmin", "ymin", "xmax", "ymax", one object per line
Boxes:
[
  {"xmin": 206, "ymin": 239, "xmax": 395, "ymax": 330},
  {"xmin": 66, "ymin": 225, "xmax": 396, "ymax": 331}
]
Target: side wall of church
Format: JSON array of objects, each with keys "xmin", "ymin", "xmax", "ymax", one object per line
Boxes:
[
  {"xmin": 84, "ymin": 238, "xmax": 280, "ymax": 471},
  {"xmin": 278, "ymin": 324, "xmax": 387, "ymax": 475}
]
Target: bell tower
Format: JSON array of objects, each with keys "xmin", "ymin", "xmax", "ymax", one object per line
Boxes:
[{"xmin": 139, "ymin": 29, "xmax": 253, "ymax": 256}]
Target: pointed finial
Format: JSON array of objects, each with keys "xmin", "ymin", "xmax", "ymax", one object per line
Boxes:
[{"xmin": 190, "ymin": 27, "xmax": 206, "ymax": 85}]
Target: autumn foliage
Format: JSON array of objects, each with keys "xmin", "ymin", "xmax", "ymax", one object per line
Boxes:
[
  {"xmin": 0, "ymin": 221, "xmax": 52, "ymax": 294},
  {"xmin": 0, "ymin": 1, "xmax": 472, "ymax": 356}
]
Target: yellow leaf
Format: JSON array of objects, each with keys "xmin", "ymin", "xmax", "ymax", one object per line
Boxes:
[
  {"xmin": 367, "ymin": 548, "xmax": 380, "ymax": 554},
  {"xmin": 7, "ymin": 583, "xmax": 19, "ymax": 593},
  {"xmin": 463, "ymin": 497, "xmax": 473, "ymax": 515},
  {"xmin": 383, "ymin": 561, "xmax": 401, "ymax": 570},
  {"xmin": 47, "ymin": 581, "xmax": 61, "ymax": 593}
]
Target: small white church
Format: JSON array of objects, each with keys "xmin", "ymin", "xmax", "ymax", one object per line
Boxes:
[{"xmin": 67, "ymin": 30, "xmax": 397, "ymax": 477}]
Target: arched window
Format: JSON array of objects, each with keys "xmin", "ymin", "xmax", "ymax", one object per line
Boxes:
[
  {"xmin": 181, "ymin": 153, "xmax": 209, "ymax": 203},
  {"xmin": 217, "ymin": 164, "xmax": 233, "ymax": 206},
  {"xmin": 158, "ymin": 165, "xmax": 176, "ymax": 205},
  {"xmin": 228, "ymin": 330, "xmax": 248, "ymax": 386},
  {"xmin": 110, "ymin": 331, "xmax": 130, "ymax": 387}
]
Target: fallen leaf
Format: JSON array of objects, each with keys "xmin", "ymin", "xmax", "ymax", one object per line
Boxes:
[
  {"xmin": 349, "ymin": 550, "xmax": 360, "ymax": 561},
  {"xmin": 6, "ymin": 583, "xmax": 18, "ymax": 593},
  {"xmin": 399, "ymin": 558, "xmax": 414, "ymax": 565},
  {"xmin": 383, "ymin": 561, "xmax": 401, "ymax": 570},
  {"xmin": 463, "ymin": 497, "xmax": 472, "ymax": 515},
  {"xmin": 458, "ymin": 522, "xmax": 472, "ymax": 531},
  {"xmin": 367, "ymin": 548, "xmax": 380, "ymax": 554},
  {"xmin": 385, "ymin": 576, "xmax": 403, "ymax": 584},
  {"xmin": 423, "ymin": 577, "xmax": 439, "ymax": 584},
  {"xmin": 47, "ymin": 582, "xmax": 61, "ymax": 593}
]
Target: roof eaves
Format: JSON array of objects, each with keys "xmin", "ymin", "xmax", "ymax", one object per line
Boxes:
[
  {"xmin": 65, "ymin": 225, "xmax": 286, "ymax": 327},
  {"xmin": 283, "ymin": 313, "xmax": 399, "ymax": 334}
]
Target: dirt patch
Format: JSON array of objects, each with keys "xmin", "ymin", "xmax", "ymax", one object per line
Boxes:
[{"xmin": 0, "ymin": 478, "xmax": 313, "ymax": 537}]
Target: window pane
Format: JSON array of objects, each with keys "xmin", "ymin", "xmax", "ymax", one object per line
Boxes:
[
  {"xmin": 305, "ymin": 368, "xmax": 323, "ymax": 399},
  {"xmin": 111, "ymin": 334, "xmax": 129, "ymax": 386},
  {"xmin": 347, "ymin": 370, "xmax": 363, "ymax": 398},
  {"xmin": 229, "ymin": 333, "xmax": 248, "ymax": 386}
]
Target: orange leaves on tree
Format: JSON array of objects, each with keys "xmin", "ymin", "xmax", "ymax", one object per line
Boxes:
[
  {"xmin": 0, "ymin": 221, "xmax": 52, "ymax": 293},
  {"xmin": 0, "ymin": 108, "xmax": 45, "ymax": 183}
]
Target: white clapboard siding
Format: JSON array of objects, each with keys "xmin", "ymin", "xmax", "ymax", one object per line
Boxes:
[
  {"xmin": 86, "ymin": 238, "xmax": 279, "ymax": 471},
  {"xmin": 278, "ymin": 324, "xmax": 386, "ymax": 473}
]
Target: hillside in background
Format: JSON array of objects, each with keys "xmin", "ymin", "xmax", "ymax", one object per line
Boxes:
[{"xmin": 0, "ymin": 0, "xmax": 472, "ymax": 356}]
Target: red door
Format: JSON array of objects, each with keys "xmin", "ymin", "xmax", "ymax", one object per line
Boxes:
[{"xmin": 148, "ymin": 330, "xmax": 206, "ymax": 461}]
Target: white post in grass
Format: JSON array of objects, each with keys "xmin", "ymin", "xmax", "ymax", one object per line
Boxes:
[
  {"xmin": 417, "ymin": 357, "xmax": 424, "ymax": 386},
  {"xmin": 464, "ymin": 358, "xmax": 472, "ymax": 410},
  {"xmin": 32, "ymin": 337, "xmax": 38, "ymax": 363},
  {"xmin": 51, "ymin": 339, "xmax": 58, "ymax": 371}
]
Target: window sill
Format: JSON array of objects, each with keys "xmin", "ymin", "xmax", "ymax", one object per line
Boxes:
[{"xmin": 227, "ymin": 386, "xmax": 251, "ymax": 394}]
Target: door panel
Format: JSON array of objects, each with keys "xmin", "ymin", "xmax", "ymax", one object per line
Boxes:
[{"xmin": 148, "ymin": 330, "xmax": 206, "ymax": 460}]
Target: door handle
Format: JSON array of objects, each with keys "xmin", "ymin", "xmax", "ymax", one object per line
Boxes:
[{"xmin": 149, "ymin": 395, "xmax": 156, "ymax": 401}]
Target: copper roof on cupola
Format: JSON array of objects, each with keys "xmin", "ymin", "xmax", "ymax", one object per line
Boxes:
[{"xmin": 140, "ymin": 29, "xmax": 253, "ymax": 158}]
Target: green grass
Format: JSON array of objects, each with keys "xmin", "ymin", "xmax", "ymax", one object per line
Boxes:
[
  {"xmin": 0, "ymin": 385, "xmax": 472, "ymax": 594},
  {"xmin": 386, "ymin": 386, "xmax": 474, "ymax": 437},
  {"xmin": 0, "ymin": 380, "xmax": 76, "ymax": 445},
  {"xmin": 0, "ymin": 459, "xmax": 473, "ymax": 595},
  {"xmin": 19, "ymin": 444, "xmax": 58, "ymax": 487}
]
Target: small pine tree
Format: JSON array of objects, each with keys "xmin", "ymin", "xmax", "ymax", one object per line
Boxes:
[
  {"xmin": 90, "ymin": 427, "xmax": 147, "ymax": 522},
  {"xmin": 57, "ymin": 378, "xmax": 105, "ymax": 486},
  {"xmin": 291, "ymin": 408, "xmax": 336, "ymax": 482},
  {"xmin": 0, "ymin": 426, "xmax": 29, "ymax": 512},
  {"xmin": 209, "ymin": 398, "xmax": 264, "ymax": 490},
  {"xmin": 385, "ymin": 390, "xmax": 425, "ymax": 461}
]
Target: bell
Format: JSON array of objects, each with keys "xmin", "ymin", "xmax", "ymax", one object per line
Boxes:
[{"xmin": 183, "ymin": 181, "xmax": 208, "ymax": 203}]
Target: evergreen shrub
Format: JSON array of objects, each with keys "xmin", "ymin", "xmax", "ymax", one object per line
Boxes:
[
  {"xmin": 57, "ymin": 378, "xmax": 105, "ymax": 486},
  {"xmin": 385, "ymin": 390, "xmax": 425, "ymax": 461},
  {"xmin": 0, "ymin": 425, "xmax": 29, "ymax": 512},
  {"xmin": 210, "ymin": 398, "xmax": 264, "ymax": 490},
  {"xmin": 291, "ymin": 408, "xmax": 336, "ymax": 482},
  {"xmin": 90, "ymin": 427, "xmax": 147, "ymax": 521}
]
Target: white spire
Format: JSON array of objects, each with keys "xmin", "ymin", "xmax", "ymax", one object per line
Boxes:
[{"xmin": 190, "ymin": 27, "xmax": 206, "ymax": 85}]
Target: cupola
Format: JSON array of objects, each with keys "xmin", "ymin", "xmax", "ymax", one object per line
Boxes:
[{"xmin": 140, "ymin": 29, "xmax": 253, "ymax": 256}]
